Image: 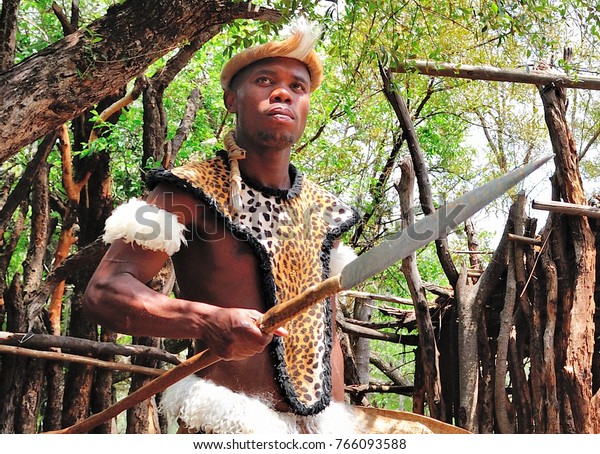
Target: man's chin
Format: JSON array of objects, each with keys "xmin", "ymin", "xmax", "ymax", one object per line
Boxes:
[{"xmin": 257, "ymin": 131, "xmax": 296, "ymax": 148}]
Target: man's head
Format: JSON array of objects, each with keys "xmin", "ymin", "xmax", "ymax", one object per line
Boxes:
[
  {"xmin": 221, "ymin": 18, "xmax": 323, "ymax": 152},
  {"xmin": 223, "ymin": 57, "xmax": 311, "ymax": 150}
]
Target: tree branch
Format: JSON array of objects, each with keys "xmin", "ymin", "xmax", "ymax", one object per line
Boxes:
[
  {"xmin": 0, "ymin": 1, "xmax": 281, "ymax": 162},
  {"xmin": 0, "ymin": 331, "xmax": 181, "ymax": 365},
  {"xmin": 392, "ymin": 59, "xmax": 600, "ymax": 90},
  {"xmin": 379, "ymin": 62, "xmax": 458, "ymax": 285},
  {"xmin": 0, "ymin": 344, "xmax": 165, "ymax": 377}
]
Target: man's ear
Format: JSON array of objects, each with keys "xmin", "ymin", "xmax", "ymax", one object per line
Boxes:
[{"xmin": 223, "ymin": 89, "xmax": 237, "ymax": 113}]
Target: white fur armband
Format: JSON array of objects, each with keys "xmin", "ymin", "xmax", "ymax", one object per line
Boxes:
[
  {"xmin": 102, "ymin": 198, "xmax": 188, "ymax": 256},
  {"xmin": 330, "ymin": 243, "xmax": 357, "ymax": 276}
]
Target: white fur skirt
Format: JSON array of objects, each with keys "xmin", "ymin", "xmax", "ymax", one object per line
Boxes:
[{"xmin": 159, "ymin": 375, "xmax": 360, "ymax": 434}]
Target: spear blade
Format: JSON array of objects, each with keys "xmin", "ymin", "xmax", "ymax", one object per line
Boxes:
[
  {"xmin": 260, "ymin": 154, "xmax": 552, "ymax": 332},
  {"xmin": 340, "ymin": 154, "xmax": 552, "ymax": 289}
]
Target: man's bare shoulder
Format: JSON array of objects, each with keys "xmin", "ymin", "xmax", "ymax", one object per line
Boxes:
[{"xmin": 145, "ymin": 183, "xmax": 206, "ymax": 227}]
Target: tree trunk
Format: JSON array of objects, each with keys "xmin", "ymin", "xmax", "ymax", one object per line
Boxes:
[
  {"xmin": 0, "ymin": 0, "xmax": 20, "ymax": 72},
  {"xmin": 538, "ymin": 82, "xmax": 598, "ymax": 432},
  {"xmin": 396, "ymin": 157, "xmax": 445, "ymax": 420},
  {"xmin": 379, "ymin": 64, "xmax": 458, "ymax": 285},
  {"xmin": 455, "ymin": 265, "xmax": 479, "ymax": 432},
  {"xmin": 352, "ymin": 297, "xmax": 372, "ymax": 385}
]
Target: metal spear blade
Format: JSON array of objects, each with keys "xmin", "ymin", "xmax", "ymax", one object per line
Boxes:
[{"xmin": 340, "ymin": 154, "xmax": 553, "ymax": 290}]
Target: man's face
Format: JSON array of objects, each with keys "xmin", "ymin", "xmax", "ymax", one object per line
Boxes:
[{"xmin": 224, "ymin": 57, "xmax": 311, "ymax": 152}]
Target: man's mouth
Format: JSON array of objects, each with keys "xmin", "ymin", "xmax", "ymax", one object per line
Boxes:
[{"xmin": 267, "ymin": 106, "xmax": 295, "ymax": 121}]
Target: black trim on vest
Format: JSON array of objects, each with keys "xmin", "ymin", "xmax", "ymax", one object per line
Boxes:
[{"xmin": 215, "ymin": 150, "xmax": 303, "ymax": 200}]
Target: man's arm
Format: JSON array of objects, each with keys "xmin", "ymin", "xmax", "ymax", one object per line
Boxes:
[{"xmin": 82, "ymin": 184, "xmax": 285, "ymax": 361}]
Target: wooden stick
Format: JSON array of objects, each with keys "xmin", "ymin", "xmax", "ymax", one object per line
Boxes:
[
  {"xmin": 45, "ymin": 350, "xmax": 220, "ymax": 434},
  {"xmin": 391, "ymin": 59, "xmax": 600, "ymax": 91},
  {"xmin": 345, "ymin": 383, "xmax": 414, "ymax": 395},
  {"xmin": 0, "ymin": 345, "xmax": 164, "ymax": 377},
  {"xmin": 532, "ymin": 199, "xmax": 600, "ymax": 219},
  {"xmin": 508, "ymin": 233, "xmax": 543, "ymax": 246},
  {"xmin": 337, "ymin": 318, "xmax": 402, "ymax": 343},
  {"xmin": 0, "ymin": 331, "xmax": 181, "ymax": 365},
  {"xmin": 339, "ymin": 289, "xmax": 413, "ymax": 305},
  {"xmin": 450, "ymin": 249, "xmax": 495, "ymax": 254}
]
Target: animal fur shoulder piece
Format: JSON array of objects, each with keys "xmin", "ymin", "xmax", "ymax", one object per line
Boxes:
[
  {"xmin": 102, "ymin": 198, "xmax": 188, "ymax": 256},
  {"xmin": 330, "ymin": 243, "xmax": 358, "ymax": 276}
]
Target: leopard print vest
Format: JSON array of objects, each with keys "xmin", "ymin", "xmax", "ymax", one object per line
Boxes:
[{"xmin": 148, "ymin": 153, "xmax": 359, "ymax": 415}]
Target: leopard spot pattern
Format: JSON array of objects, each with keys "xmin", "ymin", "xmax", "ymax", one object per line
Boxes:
[{"xmin": 165, "ymin": 155, "xmax": 358, "ymax": 414}]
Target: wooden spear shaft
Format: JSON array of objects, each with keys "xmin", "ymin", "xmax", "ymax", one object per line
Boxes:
[{"xmin": 45, "ymin": 275, "xmax": 343, "ymax": 434}]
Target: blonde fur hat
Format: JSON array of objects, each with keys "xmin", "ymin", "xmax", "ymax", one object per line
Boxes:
[{"xmin": 220, "ymin": 17, "xmax": 324, "ymax": 92}]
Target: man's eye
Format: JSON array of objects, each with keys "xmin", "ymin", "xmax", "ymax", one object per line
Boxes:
[
  {"xmin": 292, "ymin": 83, "xmax": 307, "ymax": 92},
  {"xmin": 256, "ymin": 76, "xmax": 271, "ymax": 84}
]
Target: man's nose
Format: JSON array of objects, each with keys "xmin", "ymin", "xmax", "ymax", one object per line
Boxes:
[{"xmin": 270, "ymin": 86, "xmax": 292, "ymax": 104}]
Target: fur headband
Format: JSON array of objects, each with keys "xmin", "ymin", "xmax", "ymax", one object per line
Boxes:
[{"xmin": 221, "ymin": 17, "xmax": 324, "ymax": 92}]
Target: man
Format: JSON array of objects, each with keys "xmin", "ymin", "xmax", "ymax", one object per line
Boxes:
[{"xmin": 83, "ymin": 18, "xmax": 362, "ymax": 433}]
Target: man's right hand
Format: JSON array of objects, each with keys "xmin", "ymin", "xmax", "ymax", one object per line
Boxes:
[{"xmin": 199, "ymin": 306, "xmax": 288, "ymax": 361}]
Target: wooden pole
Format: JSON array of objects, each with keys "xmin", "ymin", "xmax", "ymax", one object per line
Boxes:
[
  {"xmin": 45, "ymin": 350, "xmax": 220, "ymax": 434},
  {"xmin": 392, "ymin": 60, "xmax": 600, "ymax": 90},
  {"xmin": 532, "ymin": 199, "xmax": 600, "ymax": 219},
  {"xmin": 0, "ymin": 345, "xmax": 164, "ymax": 377}
]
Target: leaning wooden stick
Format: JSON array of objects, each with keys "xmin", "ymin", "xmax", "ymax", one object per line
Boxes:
[{"xmin": 45, "ymin": 276, "xmax": 341, "ymax": 434}]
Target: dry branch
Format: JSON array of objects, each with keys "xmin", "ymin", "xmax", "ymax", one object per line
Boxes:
[
  {"xmin": 88, "ymin": 76, "xmax": 148, "ymax": 143},
  {"xmin": 345, "ymin": 384, "xmax": 414, "ymax": 395},
  {"xmin": 52, "ymin": 1, "xmax": 76, "ymax": 35},
  {"xmin": 379, "ymin": 62, "xmax": 458, "ymax": 285},
  {"xmin": 370, "ymin": 352, "xmax": 412, "ymax": 386},
  {"xmin": 532, "ymin": 199, "xmax": 600, "ymax": 219},
  {"xmin": 167, "ymin": 87, "xmax": 201, "ymax": 167},
  {"xmin": 0, "ymin": 345, "xmax": 165, "ymax": 377},
  {"xmin": 337, "ymin": 318, "xmax": 401, "ymax": 343},
  {"xmin": 0, "ymin": 131, "xmax": 58, "ymax": 236},
  {"xmin": 422, "ymin": 282, "xmax": 454, "ymax": 299},
  {"xmin": 339, "ymin": 290, "xmax": 413, "ymax": 305},
  {"xmin": 451, "ymin": 249, "xmax": 495, "ymax": 254},
  {"xmin": 396, "ymin": 156, "xmax": 444, "ymax": 419},
  {"xmin": 508, "ymin": 233, "xmax": 542, "ymax": 246},
  {"xmin": 0, "ymin": 331, "xmax": 181, "ymax": 365},
  {"xmin": 344, "ymin": 317, "xmax": 412, "ymax": 330},
  {"xmin": 392, "ymin": 60, "xmax": 600, "ymax": 90}
]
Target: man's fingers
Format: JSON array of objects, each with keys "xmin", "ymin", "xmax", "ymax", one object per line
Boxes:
[{"xmin": 272, "ymin": 326, "xmax": 289, "ymax": 337}]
